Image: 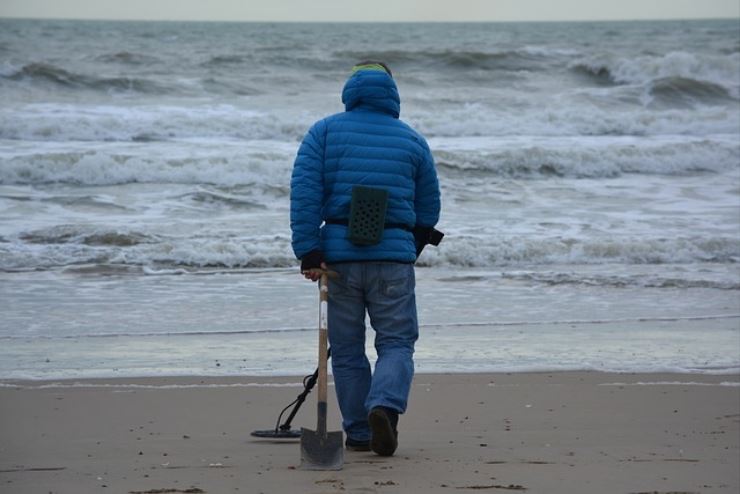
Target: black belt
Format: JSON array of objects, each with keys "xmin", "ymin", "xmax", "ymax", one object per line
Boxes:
[{"xmin": 325, "ymin": 218, "xmax": 412, "ymax": 232}]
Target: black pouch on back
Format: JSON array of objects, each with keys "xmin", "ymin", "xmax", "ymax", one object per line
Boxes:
[{"xmin": 347, "ymin": 186, "xmax": 389, "ymax": 246}]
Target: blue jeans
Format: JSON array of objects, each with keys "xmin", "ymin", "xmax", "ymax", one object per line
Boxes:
[{"xmin": 326, "ymin": 262, "xmax": 418, "ymax": 442}]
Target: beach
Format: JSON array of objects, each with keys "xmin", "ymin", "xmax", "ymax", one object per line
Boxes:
[{"xmin": 1, "ymin": 372, "xmax": 738, "ymax": 494}]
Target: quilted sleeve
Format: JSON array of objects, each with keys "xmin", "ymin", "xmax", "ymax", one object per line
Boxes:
[{"xmin": 290, "ymin": 120, "xmax": 327, "ymax": 259}]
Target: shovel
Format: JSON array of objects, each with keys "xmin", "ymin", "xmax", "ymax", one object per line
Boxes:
[{"xmin": 300, "ymin": 269, "xmax": 344, "ymax": 470}]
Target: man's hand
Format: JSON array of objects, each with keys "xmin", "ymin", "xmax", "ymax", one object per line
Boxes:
[
  {"xmin": 300, "ymin": 250, "xmax": 326, "ymax": 282},
  {"xmin": 302, "ymin": 262, "xmax": 329, "ymax": 282}
]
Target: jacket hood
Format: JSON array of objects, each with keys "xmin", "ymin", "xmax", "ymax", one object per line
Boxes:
[{"xmin": 341, "ymin": 69, "xmax": 400, "ymax": 118}]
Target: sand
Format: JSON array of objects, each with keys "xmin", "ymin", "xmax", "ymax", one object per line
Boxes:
[{"xmin": 1, "ymin": 372, "xmax": 738, "ymax": 494}]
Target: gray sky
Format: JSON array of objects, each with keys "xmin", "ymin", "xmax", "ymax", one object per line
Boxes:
[{"xmin": 1, "ymin": 0, "xmax": 738, "ymax": 22}]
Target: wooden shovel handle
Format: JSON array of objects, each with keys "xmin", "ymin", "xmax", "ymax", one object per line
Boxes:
[{"xmin": 318, "ymin": 273, "xmax": 329, "ymax": 406}]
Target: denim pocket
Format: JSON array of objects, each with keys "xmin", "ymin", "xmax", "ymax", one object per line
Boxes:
[
  {"xmin": 380, "ymin": 264, "xmax": 414, "ymax": 298},
  {"xmin": 381, "ymin": 276, "xmax": 409, "ymax": 298}
]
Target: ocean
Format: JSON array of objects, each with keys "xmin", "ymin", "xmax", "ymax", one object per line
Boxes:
[{"xmin": 0, "ymin": 19, "xmax": 738, "ymax": 379}]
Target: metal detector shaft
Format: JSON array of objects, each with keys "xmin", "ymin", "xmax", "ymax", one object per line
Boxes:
[{"xmin": 278, "ymin": 348, "xmax": 331, "ymax": 432}]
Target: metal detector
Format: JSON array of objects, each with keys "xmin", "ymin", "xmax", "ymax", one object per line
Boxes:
[{"xmin": 250, "ymin": 348, "xmax": 331, "ymax": 439}]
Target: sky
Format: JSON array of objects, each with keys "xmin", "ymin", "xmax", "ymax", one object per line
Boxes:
[{"xmin": 1, "ymin": 0, "xmax": 739, "ymax": 22}]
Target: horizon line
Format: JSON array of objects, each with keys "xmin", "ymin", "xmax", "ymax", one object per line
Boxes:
[{"xmin": 0, "ymin": 15, "xmax": 737, "ymax": 24}]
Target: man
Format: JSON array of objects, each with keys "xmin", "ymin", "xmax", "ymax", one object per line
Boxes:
[{"xmin": 290, "ymin": 61, "xmax": 441, "ymax": 457}]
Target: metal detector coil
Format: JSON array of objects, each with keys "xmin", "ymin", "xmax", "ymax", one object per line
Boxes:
[{"xmin": 251, "ymin": 428, "xmax": 301, "ymax": 439}]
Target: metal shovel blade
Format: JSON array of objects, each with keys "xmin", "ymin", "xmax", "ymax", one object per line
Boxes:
[{"xmin": 299, "ymin": 427, "xmax": 344, "ymax": 470}]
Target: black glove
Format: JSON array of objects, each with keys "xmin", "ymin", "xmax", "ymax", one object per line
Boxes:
[
  {"xmin": 413, "ymin": 226, "xmax": 433, "ymax": 257},
  {"xmin": 413, "ymin": 226, "xmax": 445, "ymax": 257},
  {"xmin": 300, "ymin": 249, "xmax": 324, "ymax": 272}
]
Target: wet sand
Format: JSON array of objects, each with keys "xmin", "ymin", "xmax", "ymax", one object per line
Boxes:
[{"xmin": 1, "ymin": 372, "xmax": 738, "ymax": 494}]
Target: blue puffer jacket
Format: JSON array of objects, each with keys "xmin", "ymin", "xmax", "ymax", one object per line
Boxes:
[{"xmin": 290, "ymin": 68, "xmax": 441, "ymax": 264}]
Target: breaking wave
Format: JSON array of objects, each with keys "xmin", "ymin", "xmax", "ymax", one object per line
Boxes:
[
  {"xmin": 0, "ymin": 145, "xmax": 294, "ymax": 186},
  {"xmin": 2, "ymin": 230, "xmax": 738, "ymax": 273},
  {"xmin": 0, "ymin": 104, "xmax": 308, "ymax": 142},
  {"xmin": 1, "ymin": 136, "xmax": 737, "ymax": 187},
  {"xmin": 419, "ymin": 235, "xmax": 740, "ymax": 268},
  {"xmin": 335, "ymin": 47, "xmax": 568, "ymax": 72},
  {"xmin": 433, "ymin": 138, "xmax": 739, "ymax": 179},
  {"xmin": 2, "ymin": 99, "xmax": 739, "ymax": 147},
  {"xmin": 647, "ymin": 76, "xmax": 735, "ymax": 106},
  {"xmin": 2, "ymin": 62, "xmax": 169, "ymax": 94},
  {"xmin": 0, "ymin": 231, "xmax": 297, "ymax": 271},
  {"xmin": 19, "ymin": 226, "xmax": 157, "ymax": 247},
  {"xmin": 570, "ymin": 51, "xmax": 740, "ymax": 102}
]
